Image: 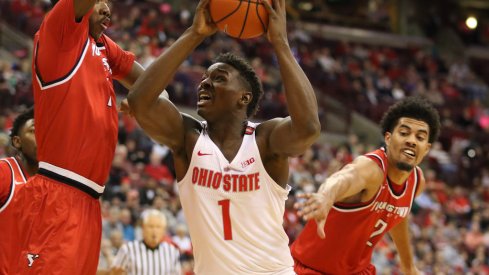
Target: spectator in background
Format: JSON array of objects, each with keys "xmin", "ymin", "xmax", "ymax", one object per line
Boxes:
[
  {"xmin": 109, "ymin": 230, "xmax": 125, "ymax": 253},
  {"xmin": 103, "ymin": 206, "xmax": 124, "ymax": 239},
  {"xmin": 97, "ymin": 238, "xmax": 115, "ymax": 274},
  {"xmin": 171, "ymin": 223, "xmax": 192, "ymax": 256},
  {"xmin": 145, "ymin": 151, "xmax": 174, "ymax": 185},
  {"xmin": 120, "ymin": 208, "xmax": 136, "ymax": 241},
  {"xmin": 111, "ymin": 209, "xmax": 181, "ymax": 275}
]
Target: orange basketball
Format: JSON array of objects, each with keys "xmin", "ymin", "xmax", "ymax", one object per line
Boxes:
[{"xmin": 209, "ymin": 0, "xmax": 270, "ymax": 39}]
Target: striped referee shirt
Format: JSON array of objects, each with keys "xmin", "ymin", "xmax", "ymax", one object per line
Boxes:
[{"xmin": 112, "ymin": 240, "xmax": 181, "ymax": 275}]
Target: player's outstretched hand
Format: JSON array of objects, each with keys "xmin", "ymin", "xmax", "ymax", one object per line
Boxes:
[
  {"xmin": 191, "ymin": 0, "xmax": 218, "ymax": 37},
  {"xmin": 262, "ymin": 0, "xmax": 288, "ymax": 47},
  {"xmin": 295, "ymin": 192, "xmax": 334, "ymax": 239}
]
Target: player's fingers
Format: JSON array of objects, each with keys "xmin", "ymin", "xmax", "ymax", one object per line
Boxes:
[
  {"xmin": 296, "ymin": 193, "xmax": 312, "ymax": 199},
  {"xmin": 276, "ymin": 0, "xmax": 285, "ymax": 10},
  {"xmin": 204, "ymin": 7, "xmax": 213, "ymax": 23},
  {"xmin": 294, "ymin": 201, "xmax": 311, "ymax": 210},
  {"xmin": 297, "ymin": 203, "xmax": 314, "ymax": 217},
  {"xmin": 294, "ymin": 194, "xmax": 313, "ymax": 208},
  {"xmin": 300, "ymin": 202, "xmax": 322, "ymax": 219},
  {"xmin": 305, "ymin": 199, "xmax": 331, "ymax": 220},
  {"xmin": 316, "ymin": 219, "xmax": 326, "ymax": 239},
  {"xmin": 262, "ymin": 0, "xmax": 274, "ymax": 14},
  {"xmin": 196, "ymin": 0, "xmax": 210, "ymax": 11}
]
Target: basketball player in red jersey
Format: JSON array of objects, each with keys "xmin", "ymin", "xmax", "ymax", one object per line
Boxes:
[
  {"xmin": 128, "ymin": 0, "xmax": 320, "ymax": 273},
  {"xmin": 12, "ymin": 0, "xmax": 148, "ymax": 273},
  {"xmin": 0, "ymin": 108, "xmax": 37, "ymax": 275},
  {"xmin": 292, "ymin": 97, "xmax": 441, "ymax": 275}
]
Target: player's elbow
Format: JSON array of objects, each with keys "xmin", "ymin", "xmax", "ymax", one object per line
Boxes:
[
  {"xmin": 127, "ymin": 91, "xmax": 144, "ymax": 114},
  {"xmin": 290, "ymin": 121, "xmax": 321, "ymax": 155},
  {"xmin": 301, "ymin": 119, "xmax": 321, "ymax": 143}
]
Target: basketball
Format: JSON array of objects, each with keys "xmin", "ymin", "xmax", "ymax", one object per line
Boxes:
[{"xmin": 209, "ymin": 0, "xmax": 271, "ymax": 39}]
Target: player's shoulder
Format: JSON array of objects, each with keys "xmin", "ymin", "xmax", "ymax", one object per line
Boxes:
[
  {"xmin": 253, "ymin": 118, "xmax": 284, "ymax": 147},
  {"xmin": 98, "ymin": 34, "xmax": 116, "ymax": 47},
  {"xmin": 364, "ymin": 148, "xmax": 387, "ymax": 161},
  {"xmin": 0, "ymin": 157, "xmax": 15, "ymax": 170},
  {"xmin": 255, "ymin": 117, "xmax": 283, "ymax": 133},
  {"xmin": 0, "ymin": 158, "xmax": 15, "ymax": 207},
  {"xmin": 347, "ymin": 155, "xmax": 385, "ymax": 187},
  {"xmin": 0, "ymin": 160, "xmax": 12, "ymax": 181},
  {"xmin": 353, "ymin": 154, "xmax": 384, "ymax": 168}
]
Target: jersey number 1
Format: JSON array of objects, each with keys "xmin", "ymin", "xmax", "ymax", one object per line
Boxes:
[{"xmin": 218, "ymin": 199, "xmax": 233, "ymax": 240}]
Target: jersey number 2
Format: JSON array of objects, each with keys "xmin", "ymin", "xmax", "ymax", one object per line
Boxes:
[
  {"xmin": 366, "ymin": 219, "xmax": 387, "ymax": 247},
  {"xmin": 218, "ymin": 199, "xmax": 233, "ymax": 240}
]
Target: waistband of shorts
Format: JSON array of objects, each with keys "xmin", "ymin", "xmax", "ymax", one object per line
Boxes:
[{"xmin": 38, "ymin": 162, "xmax": 104, "ymax": 199}]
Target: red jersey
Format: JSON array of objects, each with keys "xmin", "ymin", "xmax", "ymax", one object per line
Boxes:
[
  {"xmin": 0, "ymin": 157, "xmax": 30, "ymax": 275},
  {"xmin": 291, "ymin": 148, "xmax": 421, "ymax": 274},
  {"xmin": 32, "ymin": 0, "xmax": 134, "ymax": 195}
]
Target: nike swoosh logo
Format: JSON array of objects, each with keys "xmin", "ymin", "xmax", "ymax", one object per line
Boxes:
[{"xmin": 197, "ymin": 151, "xmax": 212, "ymax": 156}]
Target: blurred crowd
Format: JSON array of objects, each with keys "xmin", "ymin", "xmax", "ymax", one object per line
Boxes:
[{"xmin": 1, "ymin": 0, "xmax": 489, "ymax": 273}]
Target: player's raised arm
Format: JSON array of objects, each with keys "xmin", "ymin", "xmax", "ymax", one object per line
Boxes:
[
  {"xmin": 261, "ymin": 0, "xmax": 320, "ymax": 156},
  {"xmin": 127, "ymin": 0, "xmax": 217, "ymax": 149},
  {"xmin": 118, "ymin": 61, "xmax": 145, "ymax": 89},
  {"xmin": 48, "ymin": 0, "xmax": 97, "ymax": 21},
  {"xmin": 73, "ymin": 0, "xmax": 97, "ymax": 20},
  {"xmin": 295, "ymin": 156, "xmax": 384, "ymax": 238}
]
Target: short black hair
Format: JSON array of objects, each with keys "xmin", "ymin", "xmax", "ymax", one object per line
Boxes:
[
  {"xmin": 213, "ymin": 53, "xmax": 263, "ymax": 118},
  {"xmin": 10, "ymin": 107, "xmax": 34, "ymax": 141},
  {"xmin": 380, "ymin": 97, "xmax": 440, "ymax": 143}
]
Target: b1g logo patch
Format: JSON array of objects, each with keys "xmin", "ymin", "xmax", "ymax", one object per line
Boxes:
[{"xmin": 241, "ymin": 157, "xmax": 255, "ymax": 168}]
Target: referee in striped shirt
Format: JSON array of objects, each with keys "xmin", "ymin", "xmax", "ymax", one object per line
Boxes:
[{"xmin": 111, "ymin": 209, "xmax": 181, "ymax": 275}]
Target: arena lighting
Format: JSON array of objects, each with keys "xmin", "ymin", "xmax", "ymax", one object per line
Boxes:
[
  {"xmin": 298, "ymin": 2, "xmax": 314, "ymax": 11},
  {"xmin": 465, "ymin": 16, "xmax": 478, "ymax": 29},
  {"xmin": 467, "ymin": 148, "xmax": 477, "ymax": 158}
]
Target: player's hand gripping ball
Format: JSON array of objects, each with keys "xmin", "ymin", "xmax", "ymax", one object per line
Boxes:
[{"xmin": 209, "ymin": 0, "xmax": 271, "ymax": 39}]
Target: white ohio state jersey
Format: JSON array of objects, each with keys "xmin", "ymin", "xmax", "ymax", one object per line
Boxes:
[{"xmin": 178, "ymin": 121, "xmax": 294, "ymax": 275}]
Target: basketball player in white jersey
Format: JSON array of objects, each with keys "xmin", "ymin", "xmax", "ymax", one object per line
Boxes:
[{"xmin": 127, "ymin": 0, "xmax": 320, "ymax": 273}]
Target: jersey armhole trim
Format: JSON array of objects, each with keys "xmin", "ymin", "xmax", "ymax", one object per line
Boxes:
[
  {"xmin": 365, "ymin": 153, "xmax": 385, "ymax": 172},
  {"xmin": 410, "ymin": 167, "xmax": 420, "ymax": 208},
  {"xmin": 35, "ymin": 37, "xmax": 90, "ymax": 90},
  {"xmin": 0, "ymin": 161, "xmax": 15, "ymax": 213},
  {"xmin": 10, "ymin": 157, "xmax": 28, "ymax": 182}
]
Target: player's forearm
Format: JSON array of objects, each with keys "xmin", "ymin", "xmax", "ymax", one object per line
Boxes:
[
  {"xmin": 319, "ymin": 164, "xmax": 366, "ymax": 202},
  {"xmin": 274, "ymin": 43, "xmax": 320, "ymax": 140},
  {"xmin": 128, "ymin": 28, "xmax": 205, "ymax": 113},
  {"xmin": 118, "ymin": 62, "xmax": 145, "ymax": 90},
  {"xmin": 389, "ymin": 219, "xmax": 416, "ymax": 272},
  {"xmin": 74, "ymin": 0, "xmax": 97, "ymax": 20}
]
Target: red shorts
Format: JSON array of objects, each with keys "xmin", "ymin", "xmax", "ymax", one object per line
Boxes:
[
  {"xmin": 0, "ymin": 184, "xmax": 28, "ymax": 275},
  {"xmin": 13, "ymin": 175, "xmax": 102, "ymax": 275},
  {"xmin": 294, "ymin": 258, "xmax": 376, "ymax": 275},
  {"xmin": 294, "ymin": 258, "xmax": 324, "ymax": 275}
]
